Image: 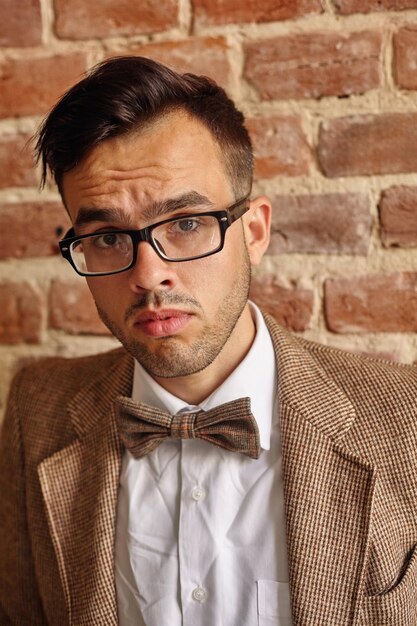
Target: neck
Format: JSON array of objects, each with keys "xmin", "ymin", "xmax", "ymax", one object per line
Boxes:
[{"xmin": 152, "ymin": 304, "xmax": 256, "ymax": 405}]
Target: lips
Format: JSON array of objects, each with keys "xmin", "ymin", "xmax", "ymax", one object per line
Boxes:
[{"xmin": 133, "ymin": 309, "xmax": 193, "ymax": 338}]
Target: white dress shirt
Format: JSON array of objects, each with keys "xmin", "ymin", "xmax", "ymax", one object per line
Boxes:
[{"xmin": 115, "ymin": 303, "xmax": 292, "ymax": 626}]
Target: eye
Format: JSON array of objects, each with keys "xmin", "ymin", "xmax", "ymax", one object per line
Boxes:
[
  {"xmin": 178, "ymin": 218, "xmax": 198, "ymax": 232},
  {"xmin": 88, "ymin": 233, "xmax": 132, "ymax": 255},
  {"xmin": 170, "ymin": 218, "xmax": 201, "ymax": 234},
  {"xmin": 93, "ymin": 233, "xmax": 120, "ymax": 248}
]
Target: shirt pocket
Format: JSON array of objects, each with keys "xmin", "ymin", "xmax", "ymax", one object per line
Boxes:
[
  {"xmin": 257, "ymin": 580, "xmax": 292, "ymax": 626},
  {"xmin": 358, "ymin": 543, "xmax": 417, "ymax": 626}
]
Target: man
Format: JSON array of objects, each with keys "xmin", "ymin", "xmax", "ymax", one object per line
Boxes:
[{"xmin": 0, "ymin": 57, "xmax": 416, "ymax": 626}]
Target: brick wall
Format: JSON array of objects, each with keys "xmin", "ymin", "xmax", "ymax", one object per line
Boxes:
[{"xmin": 2, "ymin": 0, "xmax": 417, "ymax": 415}]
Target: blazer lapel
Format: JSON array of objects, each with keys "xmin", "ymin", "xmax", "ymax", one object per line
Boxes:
[
  {"xmin": 38, "ymin": 351, "xmax": 134, "ymax": 626},
  {"xmin": 266, "ymin": 317, "xmax": 377, "ymax": 625}
]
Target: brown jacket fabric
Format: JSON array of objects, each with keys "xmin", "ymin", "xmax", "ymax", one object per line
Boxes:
[{"xmin": 1, "ymin": 315, "xmax": 417, "ymax": 626}]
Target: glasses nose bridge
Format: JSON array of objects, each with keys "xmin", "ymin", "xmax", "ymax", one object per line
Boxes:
[{"xmin": 130, "ymin": 223, "xmax": 165, "ymax": 263}]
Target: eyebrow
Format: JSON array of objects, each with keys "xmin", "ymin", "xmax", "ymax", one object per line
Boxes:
[{"xmin": 74, "ymin": 191, "xmax": 214, "ymax": 231}]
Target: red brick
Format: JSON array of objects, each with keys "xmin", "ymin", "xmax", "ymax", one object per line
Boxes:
[
  {"xmin": 0, "ymin": 134, "xmax": 37, "ymax": 189},
  {"xmin": 125, "ymin": 37, "xmax": 231, "ymax": 88},
  {"xmin": 0, "ymin": 54, "xmax": 87, "ymax": 119},
  {"xmin": 54, "ymin": 0, "xmax": 178, "ymax": 40},
  {"xmin": 268, "ymin": 193, "xmax": 371, "ymax": 255},
  {"xmin": 325, "ymin": 272, "xmax": 417, "ymax": 333},
  {"xmin": 246, "ymin": 116, "xmax": 311, "ymax": 178},
  {"xmin": 379, "ymin": 185, "xmax": 417, "ymax": 247},
  {"xmin": 318, "ymin": 113, "xmax": 417, "ymax": 177},
  {"xmin": 0, "ymin": 0, "xmax": 42, "ymax": 47},
  {"xmin": 393, "ymin": 26, "xmax": 417, "ymax": 90},
  {"xmin": 0, "ymin": 281, "xmax": 43, "ymax": 344},
  {"xmin": 0, "ymin": 202, "xmax": 70, "ymax": 260},
  {"xmin": 50, "ymin": 280, "xmax": 110, "ymax": 335},
  {"xmin": 244, "ymin": 30, "xmax": 382, "ymax": 100},
  {"xmin": 193, "ymin": 0, "xmax": 322, "ymax": 27},
  {"xmin": 249, "ymin": 274, "xmax": 313, "ymax": 331},
  {"xmin": 335, "ymin": 0, "xmax": 417, "ymax": 15}
]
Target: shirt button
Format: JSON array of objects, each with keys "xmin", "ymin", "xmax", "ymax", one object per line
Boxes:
[
  {"xmin": 192, "ymin": 587, "xmax": 207, "ymax": 603},
  {"xmin": 191, "ymin": 486, "xmax": 205, "ymax": 501}
]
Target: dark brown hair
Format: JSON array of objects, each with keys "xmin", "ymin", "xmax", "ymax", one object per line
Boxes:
[{"xmin": 35, "ymin": 56, "xmax": 253, "ymax": 199}]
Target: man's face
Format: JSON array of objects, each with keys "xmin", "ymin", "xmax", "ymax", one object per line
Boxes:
[{"xmin": 62, "ymin": 111, "xmax": 268, "ymax": 387}]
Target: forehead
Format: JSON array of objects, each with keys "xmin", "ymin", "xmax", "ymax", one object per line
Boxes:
[{"xmin": 61, "ymin": 111, "xmax": 233, "ymax": 222}]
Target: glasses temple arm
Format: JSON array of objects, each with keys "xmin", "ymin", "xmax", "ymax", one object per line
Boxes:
[
  {"xmin": 60, "ymin": 227, "xmax": 75, "ymax": 240},
  {"xmin": 228, "ymin": 198, "xmax": 250, "ymax": 224}
]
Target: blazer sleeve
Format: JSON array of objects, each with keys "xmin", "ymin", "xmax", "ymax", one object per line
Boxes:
[{"xmin": 0, "ymin": 369, "xmax": 47, "ymax": 625}]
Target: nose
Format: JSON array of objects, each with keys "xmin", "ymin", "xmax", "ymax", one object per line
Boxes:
[{"xmin": 127, "ymin": 241, "xmax": 177, "ymax": 294}]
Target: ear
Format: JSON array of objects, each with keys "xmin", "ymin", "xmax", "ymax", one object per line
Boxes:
[{"xmin": 242, "ymin": 195, "xmax": 271, "ymax": 266}]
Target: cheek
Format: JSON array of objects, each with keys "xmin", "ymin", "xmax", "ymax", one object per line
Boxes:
[
  {"xmin": 184, "ymin": 253, "xmax": 224, "ymax": 284},
  {"xmin": 182, "ymin": 246, "xmax": 240, "ymax": 295},
  {"xmin": 86, "ymin": 276, "xmax": 125, "ymax": 312}
]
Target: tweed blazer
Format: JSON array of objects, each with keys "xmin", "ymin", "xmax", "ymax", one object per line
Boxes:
[{"xmin": 1, "ymin": 315, "xmax": 417, "ymax": 626}]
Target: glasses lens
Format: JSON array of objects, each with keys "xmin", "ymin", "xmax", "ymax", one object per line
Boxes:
[
  {"xmin": 70, "ymin": 233, "xmax": 133, "ymax": 274},
  {"xmin": 152, "ymin": 215, "xmax": 221, "ymax": 260}
]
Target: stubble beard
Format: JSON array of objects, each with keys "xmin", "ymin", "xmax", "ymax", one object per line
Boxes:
[{"xmin": 96, "ymin": 248, "xmax": 252, "ymax": 379}]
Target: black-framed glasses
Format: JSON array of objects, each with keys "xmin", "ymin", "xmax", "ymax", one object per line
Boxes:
[{"xmin": 59, "ymin": 195, "xmax": 250, "ymax": 277}]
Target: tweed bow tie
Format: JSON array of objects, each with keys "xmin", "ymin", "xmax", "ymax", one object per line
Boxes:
[{"xmin": 114, "ymin": 396, "xmax": 261, "ymax": 459}]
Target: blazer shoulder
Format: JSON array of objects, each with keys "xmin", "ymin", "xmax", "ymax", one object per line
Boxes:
[
  {"xmin": 14, "ymin": 346, "xmax": 129, "ymax": 395},
  {"xmin": 264, "ymin": 313, "xmax": 417, "ymax": 439},
  {"xmin": 5, "ymin": 348, "xmax": 132, "ymax": 460},
  {"xmin": 299, "ymin": 332, "xmax": 417, "ymax": 384},
  {"xmin": 265, "ymin": 311, "xmax": 417, "ymax": 382}
]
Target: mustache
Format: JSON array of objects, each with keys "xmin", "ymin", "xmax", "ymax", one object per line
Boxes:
[{"xmin": 124, "ymin": 291, "xmax": 202, "ymax": 323}]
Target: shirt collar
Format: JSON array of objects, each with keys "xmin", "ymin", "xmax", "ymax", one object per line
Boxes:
[{"xmin": 132, "ymin": 302, "xmax": 277, "ymax": 450}]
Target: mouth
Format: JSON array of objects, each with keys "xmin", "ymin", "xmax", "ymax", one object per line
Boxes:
[{"xmin": 132, "ymin": 309, "xmax": 193, "ymax": 338}]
